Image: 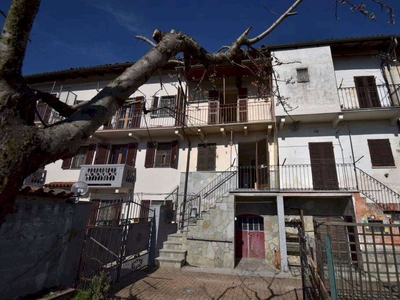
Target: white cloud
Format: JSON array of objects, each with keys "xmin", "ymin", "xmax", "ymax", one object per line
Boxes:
[{"xmin": 88, "ymin": 1, "xmax": 144, "ymax": 33}]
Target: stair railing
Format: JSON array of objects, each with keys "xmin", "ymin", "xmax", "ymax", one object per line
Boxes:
[{"xmin": 356, "ymin": 167, "xmax": 400, "ymax": 211}]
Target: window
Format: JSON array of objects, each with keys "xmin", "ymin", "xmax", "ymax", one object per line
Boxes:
[
  {"xmin": 70, "ymin": 146, "xmax": 89, "ymax": 169},
  {"xmin": 197, "ymin": 144, "xmax": 217, "ymax": 171},
  {"xmin": 145, "ymin": 140, "xmax": 179, "ymax": 169},
  {"xmin": 152, "ymin": 95, "xmax": 176, "ymax": 117},
  {"xmin": 35, "ymin": 100, "xmax": 53, "ymax": 123},
  {"xmin": 367, "ymin": 139, "xmax": 395, "ymax": 167},
  {"xmin": 109, "ymin": 144, "xmax": 128, "ymax": 165},
  {"xmin": 62, "ymin": 144, "xmax": 96, "ymax": 170},
  {"xmin": 297, "ymin": 68, "xmax": 309, "ymax": 83},
  {"xmin": 354, "ymin": 76, "xmax": 380, "ymax": 108}
]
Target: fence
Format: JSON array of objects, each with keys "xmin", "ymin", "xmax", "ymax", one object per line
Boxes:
[
  {"xmin": 77, "ymin": 197, "xmax": 155, "ymax": 289},
  {"xmin": 301, "ymin": 221, "xmax": 400, "ymax": 299}
]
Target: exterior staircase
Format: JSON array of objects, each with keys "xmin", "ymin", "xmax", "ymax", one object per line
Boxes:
[{"xmin": 155, "ymin": 233, "xmax": 186, "ymax": 268}]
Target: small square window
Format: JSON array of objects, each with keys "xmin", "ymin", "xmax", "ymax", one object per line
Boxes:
[{"xmin": 297, "ymin": 68, "xmax": 309, "ymax": 83}]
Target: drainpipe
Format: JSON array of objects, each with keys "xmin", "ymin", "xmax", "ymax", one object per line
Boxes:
[
  {"xmin": 181, "ymin": 138, "xmax": 191, "ymax": 231},
  {"xmin": 347, "ymin": 122, "xmax": 359, "ymax": 190}
]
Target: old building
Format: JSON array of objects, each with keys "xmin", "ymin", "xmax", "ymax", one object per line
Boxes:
[{"xmin": 25, "ymin": 34, "xmax": 400, "ymax": 273}]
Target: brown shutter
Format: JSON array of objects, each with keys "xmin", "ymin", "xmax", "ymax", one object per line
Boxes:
[
  {"xmin": 140, "ymin": 200, "xmax": 150, "ymax": 220},
  {"xmin": 309, "ymin": 142, "xmax": 338, "ymax": 190},
  {"xmin": 175, "ymin": 87, "xmax": 185, "ymax": 126},
  {"xmin": 126, "ymin": 143, "xmax": 138, "ymax": 166},
  {"xmin": 131, "ymin": 98, "xmax": 142, "ymax": 128},
  {"xmin": 94, "ymin": 143, "xmax": 109, "ymax": 164},
  {"xmin": 61, "ymin": 157, "xmax": 72, "ymax": 169},
  {"xmin": 85, "ymin": 144, "xmax": 96, "ymax": 165},
  {"xmin": 197, "ymin": 144, "xmax": 207, "ymax": 171},
  {"xmin": 368, "ymin": 139, "xmax": 395, "ymax": 166},
  {"xmin": 145, "ymin": 142, "xmax": 156, "ymax": 168},
  {"xmin": 152, "ymin": 96, "xmax": 159, "ymax": 110},
  {"xmin": 208, "ymin": 101, "xmax": 219, "ymax": 124},
  {"xmin": 88, "ymin": 200, "xmax": 100, "ymax": 226},
  {"xmin": 170, "ymin": 140, "xmax": 179, "ymax": 169},
  {"xmin": 354, "ymin": 76, "xmax": 380, "ymax": 108},
  {"xmin": 207, "ymin": 144, "xmax": 216, "ymax": 171}
]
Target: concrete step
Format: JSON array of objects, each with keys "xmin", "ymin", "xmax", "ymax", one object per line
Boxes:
[
  {"xmin": 159, "ymin": 249, "xmax": 187, "ymax": 259},
  {"xmin": 168, "ymin": 233, "xmax": 183, "ymax": 243},
  {"xmin": 163, "ymin": 241, "xmax": 182, "ymax": 250},
  {"xmin": 155, "ymin": 257, "xmax": 185, "ymax": 269}
]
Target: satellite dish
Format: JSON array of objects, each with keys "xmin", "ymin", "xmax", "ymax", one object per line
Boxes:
[{"xmin": 71, "ymin": 181, "xmax": 89, "ymax": 197}]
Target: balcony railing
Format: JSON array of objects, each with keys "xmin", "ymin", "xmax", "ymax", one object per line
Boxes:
[
  {"xmin": 23, "ymin": 169, "xmax": 47, "ymax": 187},
  {"xmin": 338, "ymin": 84, "xmax": 399, "ymax": 110},
  {"xmin": 236, "ymin": 163, "xmax": 357, "ymax": 191},
  {"xmin": 100, "ymin": 100, "xmax": 273, "ymax": 131},
  {"xmin": 79, "ymin": 164, "xmax": 136, "ymax": 189}
]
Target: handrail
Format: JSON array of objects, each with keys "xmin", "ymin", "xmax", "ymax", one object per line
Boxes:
[{"xmin": 355, "ymin": 167, "xmax": 400, "ymax": 211}]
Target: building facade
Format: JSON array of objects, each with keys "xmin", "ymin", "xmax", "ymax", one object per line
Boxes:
[{"xmin": 25, "ymin": 35, "xmax": 400, "ymax": 272}]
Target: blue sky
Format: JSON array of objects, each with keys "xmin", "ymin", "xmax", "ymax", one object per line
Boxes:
[{"xmin": 1, "ymin": 0, "xmax": 399, "ymax": 75}]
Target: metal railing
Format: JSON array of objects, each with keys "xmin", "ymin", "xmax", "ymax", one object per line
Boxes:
[
  {"xmin": 338, "ymin": 84, "xmax": 399, "ymax": 110},
  {"xmin": 79, "ymin": 164, "xmax": 136, "ymax": 189},
  {"xmin": 180, "ymin": 170, "xmax": 237, "ymax": 229},
  {"xmin": 23, "ymin": 169, "xmax": 47, "ymax": 187},
  {"xmin": 356, "ymin": 167, "xmax": 400, "ymax": 212},
  {"xmin": 100, "ymin": 101, "xmax": 273, "ymax": 131},
  {"xmin": 312, "ymin": 221, "xmax": 400, "ymax": 300}
]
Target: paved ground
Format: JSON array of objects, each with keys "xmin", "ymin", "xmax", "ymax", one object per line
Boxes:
[{"xmin": 115, "ymin": 267, "xmax": 303, "ymax": 300}]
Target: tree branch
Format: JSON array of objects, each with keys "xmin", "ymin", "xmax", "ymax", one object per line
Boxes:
[
  {"xmin": 135, "ymin": 35, "xmax": 156, "ymax": 47},
  {"xmin": 0, "ymin": 0, "xmax": 41, "ymax": 79},
  {"xmin": 247, "ymin": 0, "xmax": 302, "ymax": 45},
  {"xmin": 34, "ymin": 90, "xmax": 76, "ymax": 118}
]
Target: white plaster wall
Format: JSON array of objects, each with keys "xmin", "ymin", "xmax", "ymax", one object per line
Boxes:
[
  {"xmin": 333, "ymin": 56, "xmax": 392, "ymax": 108},
  {"xmin": 278, "ymin": 120, "xmax": 400, "ymax": 192},
  {"xmin": 272, "ymin": 46, "xmax": 341, "ymax": 116}
]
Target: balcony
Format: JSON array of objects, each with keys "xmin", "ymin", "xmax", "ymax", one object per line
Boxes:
[
  {"xmin": 236, "ymin": 163, "xmax": 357, "ymax": 191},
  {"xmin": 23, "ymin": 169, "xmax": 47, "ymax": 187},
  {"xmin": 338, "ymin": 84, "xmax": 400, "ymax": 110},
  {"xmin": 78, "ymin": 164, "xmax": 136, "ymax": 189},
  {"xmin": 100, "ymin": 100, "xmax": 273, "ymax": 132}
]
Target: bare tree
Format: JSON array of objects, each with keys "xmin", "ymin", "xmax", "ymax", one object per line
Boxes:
[{"xmin": 0, "ymin": 0, "xmax": 395, "ymax": 225}]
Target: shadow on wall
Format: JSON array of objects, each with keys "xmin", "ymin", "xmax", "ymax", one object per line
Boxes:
[{"xmin": 0, "ymin": 196, "xmax": 92, "ymax": 299}]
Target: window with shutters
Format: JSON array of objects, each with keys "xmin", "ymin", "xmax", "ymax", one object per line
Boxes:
[
  {"xmin": 70, "ymin": 146, "xmax": 89, "ymax": 169},
  {"xmin": 109, "ymin": 144, "xmax": 128, "ymax": 164},
  {"xmin": 152, "ymin": 95, "xmax": 176, "ymax": 117},
  {"xmin": 197, "ymin": 143, "xmax": 217, "ymax": 171},
  {"xmin": 297, "ymin": 68, "xmax": 309, "ymax": 83},
  {"xmin": 354, "ymin": 76, "xmax": 380, "ymax": 108},
  {"xmin": 367, "ymin": 139, "xmax": 395, "ymax": 167},
  {"xmin": 145, "ymin": 140, "xmax": 178, "ymax": 168},
  {"xmin": 155, "ymin": 143, "xmax": 172, "ymax": 167},
  {"xmin": 34, "ymin": 100, "xmax": 53, "ymax": 123}
]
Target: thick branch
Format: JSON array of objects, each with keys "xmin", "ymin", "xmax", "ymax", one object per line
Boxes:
[
  {"xmin": 0, "ymin": 0, "xmax": 41, "ymax": 79},
  {"xmin": 34, "ymin": 90, "xmax": 75, "ymax": 117},
  {"xmin": 247, "ymin": 0, "xmax": 302, "ymax": 45}
]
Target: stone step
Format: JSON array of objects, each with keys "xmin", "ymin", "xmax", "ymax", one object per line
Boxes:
[
  {"xmin": 163, "ymin": 241, "xmax": 183, "ymax": 250},
  {"xmin": 159, "ymin": 249, "xmax": 187, "ymax": 259},
  {"xmin": 168, "ymin": 233, "xmax": 183, "ymax": 243},
  {"xmin": 155, "ymin": 257, "xmax": 185, "ymax": 269}
]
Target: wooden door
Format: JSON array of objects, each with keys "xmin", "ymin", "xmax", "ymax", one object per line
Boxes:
[
  {"xmin": 235, "ymin": 215, "xmax": 265, "ymax": 259},
  {"xmin": 309, "ymin": 142, "xmax": 339, "ymax": 190},
  {"xmin": 130, "ymin": 99, "xmax": 142, "ymax": 128},
  {"xmin": 354, "ymin": 76, "xmax": 380, "ymax": 108},
  {"xmin": 208, "ymin": 101, "xmax": 219, "ymax": 124},
  {"xmin": 256, "ymin": 138, "xmax": 269, "ymax": 189}
]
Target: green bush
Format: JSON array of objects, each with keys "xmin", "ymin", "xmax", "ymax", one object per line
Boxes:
[{"xmin": 74, "ymin": 272, "xmax": 113, "ymax": 300}]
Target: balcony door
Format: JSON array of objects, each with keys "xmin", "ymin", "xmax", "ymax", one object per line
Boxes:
[
  {"xmin": 256, "ymin": 138, "xmax": 269, "ymax": 189},
  {"xmin": 309, "ymin": 142, "xmax": 339, "ymax": 190},
  {"xmin": 354, "ymin": 76, "xmax": 381, "ymax": 108}
]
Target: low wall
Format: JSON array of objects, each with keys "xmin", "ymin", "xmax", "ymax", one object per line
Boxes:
[{"xmin": 0, "ymin": 196, "xmax": 91, "ymax": 299}]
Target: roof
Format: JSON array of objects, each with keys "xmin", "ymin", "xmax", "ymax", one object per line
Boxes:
[
  {"xmin": 19, "ymin": 186, "xmax": 75, "ymax": 199},
  {"xmin": 24, "ymin": 34, "xmax": 400, "ymax": 83}
]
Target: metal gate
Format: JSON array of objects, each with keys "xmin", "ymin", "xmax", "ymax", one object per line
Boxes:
[{"xmin": 77, "ymin": 196, "xmax": 155, "ymax": 288}]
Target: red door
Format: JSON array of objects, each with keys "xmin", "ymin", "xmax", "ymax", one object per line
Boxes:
[{"xmin": 235, "ymin": 215, "xmax": 265, "ymax": 259}]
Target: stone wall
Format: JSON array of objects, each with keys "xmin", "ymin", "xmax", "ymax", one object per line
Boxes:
[
  {"xmin": 0, "ymin": 196, "xmax": 91, "ymax": 299},
  {"xmin": 184, "ymin": 194, "xmax": 235, "ymax": 268}
]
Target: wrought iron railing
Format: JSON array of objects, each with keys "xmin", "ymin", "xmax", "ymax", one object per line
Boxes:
[
  {"xmin": 180, "ymin": 170, "xmax": 237, "ymax": 229},
  {"xmin": 312, "ymin": 221, "xmax": 400, "ymax": 300},
  {"xmin": 100, "ymin": 101, "xmax": 273, "ymax": 131},
  {"xmin": 356, "ymin": 167, "xmax": 400, "ymax": 212},
  {"xmin": 79, "ymin": 164, "xmax": 136, "ymax": 189},
  {"xmin": 338, "ymin": 84, "xmax": 399, "ymax": 110}
]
